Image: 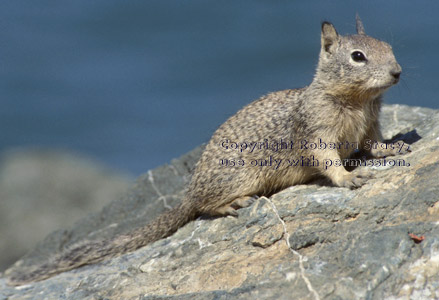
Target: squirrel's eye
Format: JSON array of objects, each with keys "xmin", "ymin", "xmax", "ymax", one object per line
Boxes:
[{"xmin": 351, "ymin": 51, "xmax": 367, "ymax": 62}]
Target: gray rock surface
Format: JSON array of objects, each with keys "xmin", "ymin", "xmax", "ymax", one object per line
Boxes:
[
  {"xmin": 0, "ymin": 149, "xmax": 133, "ymax": 272},
  {"xmin": 1, "ymin": 104, "xmax": 439, "ymax": 300}
]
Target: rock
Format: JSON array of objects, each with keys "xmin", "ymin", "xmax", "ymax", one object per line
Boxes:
[
  {"xmin": 0, "ymin": 148, "xmax": 133, "ymax": 272},
  {"xmin": 1, "ymin": 104, "xmax": 439, "ymax": 300}
]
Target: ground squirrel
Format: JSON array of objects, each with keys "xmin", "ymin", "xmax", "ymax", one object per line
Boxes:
[{"xmin": 7, "ymin": 16, "xmax": 409, "ymax": 285}]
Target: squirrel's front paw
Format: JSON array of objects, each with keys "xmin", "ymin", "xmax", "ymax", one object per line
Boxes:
[
  {"xmin": 335, "ymin": 169, "xmax": 373, "ymax": 189},
  {"xmin": 371, "ymin": 140, "xmax": 411, "ymax": 157}
]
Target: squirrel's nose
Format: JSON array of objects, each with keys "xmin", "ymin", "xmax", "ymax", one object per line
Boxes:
[
  {"xmin": 391, "ymin": 70, "xmax": 401, "ymax": 80},
  {"xmin": 390, "ymin": 64, "xmax": 402, "ymax": 81}
]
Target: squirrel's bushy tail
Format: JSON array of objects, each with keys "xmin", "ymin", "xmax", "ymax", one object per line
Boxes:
[{"xmin": 7, "ymin": 202, "xmax": 198, "ymax": 286}]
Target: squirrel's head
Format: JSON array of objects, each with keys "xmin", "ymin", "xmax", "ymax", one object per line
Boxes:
[{"xmin": 315, "ymin": 15, "xmax": 401, "ymax": 100}]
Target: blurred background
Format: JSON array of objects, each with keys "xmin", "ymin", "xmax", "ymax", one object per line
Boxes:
[{"xmin": 0, "ymin": 1, "xmax": 437, "ymax": 271}]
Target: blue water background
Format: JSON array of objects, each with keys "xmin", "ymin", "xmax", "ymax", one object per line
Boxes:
[{"xmin": 0, "ymin": 1, "xmax": 437, "ymax": 175}]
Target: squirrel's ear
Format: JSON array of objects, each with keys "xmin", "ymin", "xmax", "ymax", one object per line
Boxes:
[
  {"xmin": 321, "ymin": 22, "xmax": 339, "ymax": 54},
  {"xmin": 356, "ymin": 14, "xmax": 366, "ymax": 35}
]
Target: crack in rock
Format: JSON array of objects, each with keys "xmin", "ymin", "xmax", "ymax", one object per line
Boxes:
[{"xmin": 261, "ymin": 196, "xmax": 321, "ymax": 300}]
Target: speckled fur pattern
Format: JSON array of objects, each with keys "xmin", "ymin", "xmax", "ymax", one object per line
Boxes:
[{"xmin": 7, "ymin": 16, "xmax": 407, "ymax": 286}]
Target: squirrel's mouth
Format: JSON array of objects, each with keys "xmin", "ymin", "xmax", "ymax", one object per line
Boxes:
[
  {"xmin": 369, "ymin": 71, "xmax": 400, "ymax": 91},
  {"xmin": 380, "ymin": 83, "xmax": 394, "ymax": 90},
  {"xmin": 377, "ymin": 78, "xmax": 399, "ymax": 90},
  {"xmin": 366, "ymin": 82, "xmax": 396, "ymax": 96}
]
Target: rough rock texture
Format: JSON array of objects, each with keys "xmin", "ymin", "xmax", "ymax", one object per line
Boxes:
[
  {"xmin": 0, "ymin": 149, "xmax": 133, "ymax": 272},
  {"xmin": 1, "ymin": 104, "xmax": 439, "ymax": 300}
]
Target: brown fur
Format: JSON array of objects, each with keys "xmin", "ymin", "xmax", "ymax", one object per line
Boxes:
[{"xmin": 7, "ymin": 16, "xmax": 407, "ymax": 286}]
